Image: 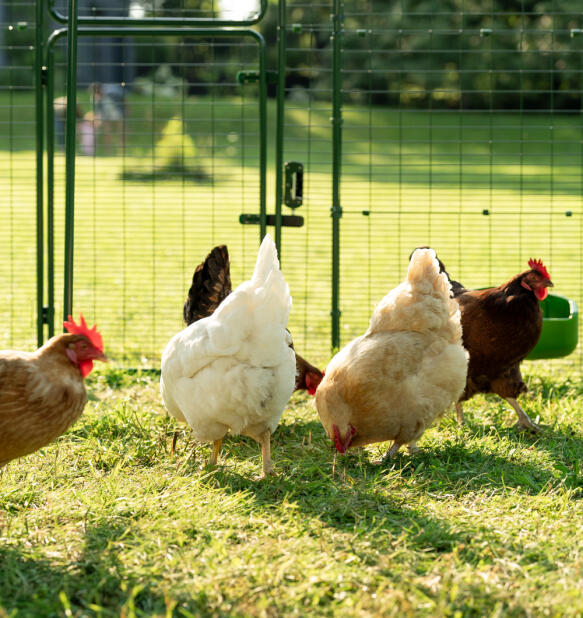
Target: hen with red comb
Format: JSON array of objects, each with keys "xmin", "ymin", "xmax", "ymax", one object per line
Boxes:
[
  {"xmin": 528, "ymin": 258, "xmax": 551, "ymax": 281},
  {"xmin": 0, "ymin": 315, "xmax": 107, "ymax": 467},
  {"xmin": 424, "ymin": 251, "xmax": 553, "ymax": 432}
]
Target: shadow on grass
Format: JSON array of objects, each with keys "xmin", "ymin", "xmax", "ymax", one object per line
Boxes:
[
  {"xmin": 119, "ymin": 165, "xmax": 211, "ymax": 183},
  {"xmin": 0, "ymin": 522, "xmax": 170, "ymax": 616}
]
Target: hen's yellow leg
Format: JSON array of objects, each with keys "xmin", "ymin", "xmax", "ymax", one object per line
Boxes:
[
  {"xmin": 259, "ymin": 429, "xmax": 275, "ymax": 477},
  {"xmin": 506, "ymin": 397, "xmax": 541, "ymax": 433},
  {"xmin": 455, "ymin": 402, "xmax": 465, "ymax": 425},
  {"xmin": 209, "ymin": 439, "xmax": 222, "ymax": 466}
]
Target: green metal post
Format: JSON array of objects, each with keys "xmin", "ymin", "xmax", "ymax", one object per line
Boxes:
[
  {"xmin": 331, "ymin": 0, "xmax": 343, "ymax": 349},
  {"xmin": 46, "ymin": 43, "xmax": 55, "ymax": 338},
  {"xmin": 35, "ymin": 0, "xmax": 45, "ymax": 346},
  {"xmin": 63, "ymin": 0, "xmax": 79, "ymax": 325},
  {"xmin": 273, "ymin": 0, "xmax": 286, "ymax": 256},
  {"xmin": 258, "ymin": 36, "xmax": 267, "ymax": 241}
]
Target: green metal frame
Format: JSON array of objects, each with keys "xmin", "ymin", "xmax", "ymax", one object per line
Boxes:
[
  {"xmin": 35, "ymin": 0, "xmax": 46, "ymax": 346},
  {"xmin": 47, "ymin": 0, "xmax": 268, "ymax": 27},
  {"xmin": 330, "ymin": 0, "xmax": 343, "ymax": 350},
  {"xmin": 274, "ymin": 0, "xmax": 286, "ymax": 259},
  {"xmin": 44, "ymin": 25, "xmax": 268, "ymax": 337},
  {"xmin": 34, "ymin": 0, "xmax": 344, "ymax": 354}
]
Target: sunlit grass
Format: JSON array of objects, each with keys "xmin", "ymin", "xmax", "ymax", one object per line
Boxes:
[
  {"xmin": 0, "ymin": 366, "xmax": 582, "ymax": 616},
  {"xmin": 1, "ymin": 92, "xmax": 583, "ymax": 616}
]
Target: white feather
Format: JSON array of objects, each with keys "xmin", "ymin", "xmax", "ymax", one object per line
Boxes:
[{"xmin": 160, "ymin": 234, "xmax": 296, "ymax": 442}]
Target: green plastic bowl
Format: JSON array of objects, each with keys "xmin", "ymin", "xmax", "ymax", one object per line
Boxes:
[{"xmin": 527, "ymin": 292, "xmax": 579, "ymax": 360}]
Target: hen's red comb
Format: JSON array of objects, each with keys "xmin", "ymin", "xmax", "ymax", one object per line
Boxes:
[
  {"xmin": 528, "ymin": 258, "xmax": 551, "ymax": 280},
  {"xmin": 63, "ymin": 314, "xmax": 104, "ymax": 352}
]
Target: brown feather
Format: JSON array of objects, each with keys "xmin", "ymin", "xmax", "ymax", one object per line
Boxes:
[
  {"xmin": 0, "ymin": 334, "xmax": 92, "ymax": 467},
  {"xmin": 183, "ymin": 245, "xmax": 231, "ymax": 325}
]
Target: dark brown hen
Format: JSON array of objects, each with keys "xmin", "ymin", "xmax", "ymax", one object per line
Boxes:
[{"xmin": 427, "ymin": 252, "xmax": 553, "ymax": 431}]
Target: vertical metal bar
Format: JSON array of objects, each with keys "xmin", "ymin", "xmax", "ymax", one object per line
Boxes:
[
  {"xmin": 35, "ymin": 0, "xmax": 45, "ymax": 346},
  {"xmin": 331, "ymin": 0, "xmax": 343, "ymax": 349},
  {"xmin": 63, "ymin": 0, "xmax": 78, "ymax": 325},
  {"xmin": 46, "ymin": 44, "xmax": 55, "ymax": 338},
  {"xmin": 273, "ymin": 0, "xmax": 286, "ymax": 255},
  {"xmin": 258, "ymin": 36, "xmax": 267, "ymax": 241}
]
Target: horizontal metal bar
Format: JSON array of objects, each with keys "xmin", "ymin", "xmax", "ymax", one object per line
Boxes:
[
  {"xmin": 48, "ymin": 0, "xmax": 267, "ymax": 27},
  {"xmin": 239, "ymin": 214, "xmax": 304, "ymax": 227},
  {"xmin": 353, "ymin": 209, "xmax": 577, "ymax": 216},
  {"xmin": 47, "ymin": 26, "xmax": 265, "ymax": 46}
]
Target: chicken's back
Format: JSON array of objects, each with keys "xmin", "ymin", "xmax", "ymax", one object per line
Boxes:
[
  {"xmin": 0, "ymin": 350, "xmax": 87, "ymax": 466},
  {"xmin": 161, "ymin": 234, "xmax": 296, "ymax": 442},
  {"xmin": 316, "ymin": 248, "xmax": 468, "ymax": 450}
]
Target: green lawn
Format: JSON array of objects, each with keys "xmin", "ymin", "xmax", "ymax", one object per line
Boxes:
[
  {"xmin": 1, "ymin": 92, "xmax": 582, "ymax": 615},
  {"xmin": 0, "ymin": 366, "xmax": 582, "ymax": 616}
]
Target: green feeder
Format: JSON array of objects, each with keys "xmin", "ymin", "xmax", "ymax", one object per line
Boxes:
[{"xmin": 527, "ymin": 292, "xmax": 579, "ymax": 360}]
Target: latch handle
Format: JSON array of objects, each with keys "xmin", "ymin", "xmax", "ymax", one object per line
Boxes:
[{"xmin": 284, "ymin": 161, "xmax": 303, "ymax": 209}]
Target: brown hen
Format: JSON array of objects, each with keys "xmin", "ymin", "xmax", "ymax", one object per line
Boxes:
[
  {"xmin": 431, "ymin": 255, "xmax": 553, "ymax": 431},
  {"xmin": 0, "ymin": 315, "xmax": 107, "ymax": 467}
]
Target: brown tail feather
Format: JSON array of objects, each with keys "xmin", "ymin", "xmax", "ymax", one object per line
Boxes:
[{"xmin": 183, "ymin": 245, "xmax": 232, "ymax": 325}]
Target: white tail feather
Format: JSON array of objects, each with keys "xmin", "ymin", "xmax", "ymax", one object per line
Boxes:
[{"xmin": 252, "ymin": 234, "xmax": 280, "ymax": 285}]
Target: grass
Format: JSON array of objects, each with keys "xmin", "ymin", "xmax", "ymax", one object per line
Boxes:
[
  {"xmin": 1, "ymin": 365, "xmax": 582, "ymax": 616},
  {"xmin": 1, "ymin": 91, "xmax": 582, "ymax": 614},
  {"xmin": 0, "ymin": 92, "xmax": 581, "ymax": 369}
]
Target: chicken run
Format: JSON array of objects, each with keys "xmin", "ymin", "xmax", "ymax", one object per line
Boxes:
[{"xmin": 0, "ymin": 238, "xmax": 562, "ymax": 476}]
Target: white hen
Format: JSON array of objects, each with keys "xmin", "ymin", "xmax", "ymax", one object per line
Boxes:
[{"xmin": 160, "ymin": 234, "xmax": 296, "ymax": 477}]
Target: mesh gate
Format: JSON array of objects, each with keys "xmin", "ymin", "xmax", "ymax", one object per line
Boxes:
[
  {"xmin": 1, "ymin": 0, "xmax": 582, "ymax": 376},
  {"xmin": 47, "ymin": 29, "xmax": 268, "ymax": 364}
]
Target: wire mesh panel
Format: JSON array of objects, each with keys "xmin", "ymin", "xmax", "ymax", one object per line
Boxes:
[
  {"xmin": 339, "ymin": 0, "xmax": 582, "ymax": 374},
  {"xmin": 0, "ymin": 2, "xmax": 37, "ymax": 350},
  {"xmin": 50, "ymin": 33, "xmax": 265, "ymax": 365},
  {"xmin": 275, "ymin": 0, "xmax": 335, "ymax": 364}
]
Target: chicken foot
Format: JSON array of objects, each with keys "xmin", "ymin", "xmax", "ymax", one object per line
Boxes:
[
  {"xmin": 407, "ymin": 442, "xmax": 419, "ymax": 454},
  {"xmin": 506, "ymin": 397, "xmax": 541, "ymax": 433},
  {"xmin": 374, "ymin": 441, "xmax": 402, "ymax": 464},
  {"xmin": 209, "ymin": 439, "xmax": 222, "ymax": 466}
]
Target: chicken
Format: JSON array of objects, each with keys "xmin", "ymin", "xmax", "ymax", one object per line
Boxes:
[
  {"xmin": 315, "ymin": 248, "xmax": 468, "ymax": 461},
  {"xmin": 0, "ymin": 315, "xmax": 107, "ymax": 467},
  {"xmin": 160, "ymin": 234, "xmax": 296, "ymax": 477},
  {"xmin": 430, "ymin": 254, "xmax": 553, "ymax": 431},
  {"xmin": 182, "ymin": 243, "xmax": 323, "ymax": 394}
]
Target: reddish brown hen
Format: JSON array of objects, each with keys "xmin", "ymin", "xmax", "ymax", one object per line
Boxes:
[
  {"xmin": 433, "ymin": 255, "xmax": 553, "ymax": 431},
  {"xmin": 0, "ymin": 315, "xmax": 107, "ymax": 467},
  {"xmin": 183, "ymin": 244, "xmax": 323, "ymax": 394}
]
